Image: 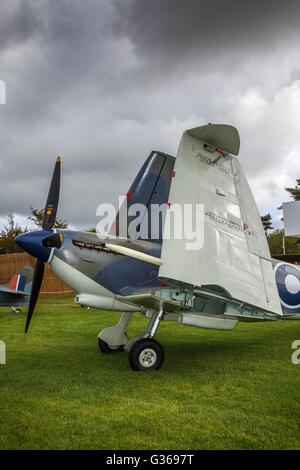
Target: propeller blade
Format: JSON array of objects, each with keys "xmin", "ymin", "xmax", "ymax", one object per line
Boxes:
[
  {"xmin": 24, "ymin": 259, "xmax": 45, "ymax": 337},
  {"xmin": 42, "ymin": 157, "xmax": 61, "ymax": 230}
]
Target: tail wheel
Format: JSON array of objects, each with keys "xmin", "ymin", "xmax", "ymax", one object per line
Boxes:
[
  {"xmin": 129, "ymin": 338, "xmax": 164, "ymax": 371},
  {"xmin": 98, "ymin": 338, "xmax": 124, "ymax": 353}
]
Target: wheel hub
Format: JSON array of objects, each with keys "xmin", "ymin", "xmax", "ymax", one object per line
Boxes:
[{"xmin": 139, "ymin": 348, "xmax": 157, "ymax": 368}]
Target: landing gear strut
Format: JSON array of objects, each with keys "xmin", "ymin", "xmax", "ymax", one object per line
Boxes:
[
  {"xmin": 98, "ymin": 312, "xmax": 133, "ymax": 353},
  {"xmin": 98, "ymin": 309, "xmax": 165, "ymax": 370},
  {"xmin": 10, "ymin": 306, "xmax": 21, "ymax": 314}
]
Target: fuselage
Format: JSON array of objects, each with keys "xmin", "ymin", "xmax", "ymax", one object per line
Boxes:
[
  {"xmin": 15, "ymin": 227, "xmax": 300, "ymax": 317},
  {"xmin": 15, "ymin": 228, "xmax": 163, "ymax": 312}
]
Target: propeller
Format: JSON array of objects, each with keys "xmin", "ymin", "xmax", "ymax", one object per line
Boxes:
[
  {"xmin": 24, "ymin": 156, "xmax": 61, "ymax": 338},
  {"xmin": 24, "ymin": 259, "xmax": 45, "ymax": 337},
  {"xmin": 42, "ymin": 156, "xmax": 61, "ymax": 230}
]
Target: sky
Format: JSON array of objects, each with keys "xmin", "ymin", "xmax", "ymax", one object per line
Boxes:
[{"xmin": 1, "ymin": 0, "xmax": 300, "ymax": 231}]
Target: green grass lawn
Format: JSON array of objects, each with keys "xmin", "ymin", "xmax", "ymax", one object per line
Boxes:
[{"xmin": 0, "ymin": 295, "xmax": 299, "ymax": 450}]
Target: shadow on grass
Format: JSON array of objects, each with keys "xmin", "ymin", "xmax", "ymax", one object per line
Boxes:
[{"xmin": 9, "ymin": 331, "xmax": 277, "ymax": 377}]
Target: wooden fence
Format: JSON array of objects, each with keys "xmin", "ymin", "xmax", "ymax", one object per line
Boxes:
[{"xmin": 0, "ymin": 252, "xmax": 74, "ymax": 297}]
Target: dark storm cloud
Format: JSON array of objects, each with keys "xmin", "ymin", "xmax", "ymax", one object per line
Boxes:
[
  {"xmin": 0, "ymin": 0, "xmax": 136, "ymax": 228},
  {"xmin": 0, "ymin": 1, "xmax": 39, "ymax": 49},
  {"xmin": 115, "ymin": 0, "xmax": 300, "ymax": 60},
  {"xmin": 1, "ymin": 1, "xmax": 121, "ymax": 122},
  {"xmin": 1, "ymin": 0, "xmax": 300, "ymax": 230}
]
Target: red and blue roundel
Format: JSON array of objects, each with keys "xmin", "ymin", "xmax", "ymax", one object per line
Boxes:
[{"xmin": 274, "ymin": 262, "xmax": 300, "ymax": 309}]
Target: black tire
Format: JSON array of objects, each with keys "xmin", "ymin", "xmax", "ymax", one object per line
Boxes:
[
  {"xmin": 129, "ymin": 338, "xmax": 164, "ymax": 371},
  {"xmin": 98, "ymin": 338, "xmax": 124, "ymax": 353}
]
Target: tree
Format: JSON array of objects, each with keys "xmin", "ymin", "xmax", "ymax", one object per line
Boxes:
[
  {"xmin": 277, "ymin": 178, "xmax": 300, "ymax": 224},
  {"xmin": 0, "ymin": 214, "xmax": 28, "ymax": 254},
  {"xmin": 285, "ymin": 178, "xmax": 300, "ymax": 201},
  {"xmin": 261, "ymin": 213, "xmax": 273, "ymax": 232},
  {"xmin": 267, "ymin": 229, "xmax": 300, "ymax": 256},
  {"xmin": 28, "ymin": 206, "xmax": 68, "ymax": 229}
]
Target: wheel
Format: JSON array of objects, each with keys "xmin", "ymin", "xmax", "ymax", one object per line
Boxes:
[
  {"xmin": 98, "ymin": 338, "xmax": 124, "ymax": 353},
  {"xmin": 129, "ymin": 338, "xmax": 164, "ymax": 371}
]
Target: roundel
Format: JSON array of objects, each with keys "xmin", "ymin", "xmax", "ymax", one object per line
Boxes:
[{"xmin": 274, "ymin": 262, "xmax": 300, "ymax": 309}]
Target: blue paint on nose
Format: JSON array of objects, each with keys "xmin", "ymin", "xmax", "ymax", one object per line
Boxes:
[{"xmin": 15, "ymin": 230, "xmax": 52, "ymax": 262}]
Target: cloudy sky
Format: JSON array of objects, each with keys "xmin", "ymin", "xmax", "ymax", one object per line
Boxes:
[{"xmin": 1, "ymin": 0, "xmax": 300, "ymax": 231}]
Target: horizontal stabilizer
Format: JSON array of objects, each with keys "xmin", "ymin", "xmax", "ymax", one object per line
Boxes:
[{"xmin": 0, "ymin": 286, "xmax": 30, "ymax": 296}]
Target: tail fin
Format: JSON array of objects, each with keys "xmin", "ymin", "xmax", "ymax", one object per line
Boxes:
[
  {"xmin": 110, "ymin": 151, "xmax": 175, "ymax": 242},
  {"xmin": 8, "ymin": 266, "xmax": 33, "ymax": 292}
]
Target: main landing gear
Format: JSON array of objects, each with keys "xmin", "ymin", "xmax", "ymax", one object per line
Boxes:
[
  {"xmin": 98, "ymin": 308, "xmax": 165, "ymax": 371},
  {"xmin": 128, "ymin": 338, "xmax": 164, "ymax": 371}
]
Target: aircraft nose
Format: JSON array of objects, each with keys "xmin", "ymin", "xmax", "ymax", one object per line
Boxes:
[{"xmin": 15, "ymin": 230, "xmax": 53, "ymax": 262}]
